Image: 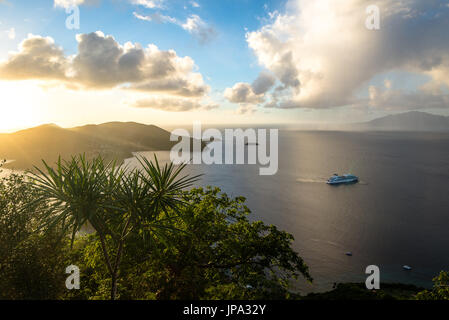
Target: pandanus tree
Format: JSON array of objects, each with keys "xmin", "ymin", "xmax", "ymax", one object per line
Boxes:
[{"xmin": 27, "ymin": 154, "xmax": 199, "ymax": 300}]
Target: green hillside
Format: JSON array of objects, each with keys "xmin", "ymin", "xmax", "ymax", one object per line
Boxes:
[{"xmin": 0, "ymin": 122, "xmax": 189, "ymax": 170}]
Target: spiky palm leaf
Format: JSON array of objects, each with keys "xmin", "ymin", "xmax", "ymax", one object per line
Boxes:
[
  {"xmin": 26, "ymin": 155, "xmax": 121, "ymax": 246},
  {"xmin": 138, "ymin": 155, "xmax": 201, "ymax": 217}
]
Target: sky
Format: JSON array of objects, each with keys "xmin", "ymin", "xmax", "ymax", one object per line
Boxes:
[{"xmin": 0, "ymin": 0, "xmax": 449, "ymax": 132}]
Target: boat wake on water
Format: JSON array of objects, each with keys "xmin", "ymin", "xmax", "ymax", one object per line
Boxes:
[{"xmin": 296, "ymin": 177, "xmax": 327, "ymax": 184}]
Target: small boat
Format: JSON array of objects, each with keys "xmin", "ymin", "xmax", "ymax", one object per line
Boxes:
[
  {"xmin": 345, "ymin": 252, "xmax": 353, "ymax": 256},
  {"xmin": 327, "ymin": 173, "xmax": 359, "ymax": 185},
  {"xmin": 403, "ymin": 265, "xmax": 412, "ymax": 271}
]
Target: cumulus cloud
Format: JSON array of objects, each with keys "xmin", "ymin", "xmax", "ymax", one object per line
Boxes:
[
  {"xmin": 131, "ymin": 77, "xmax": 208, "ymax": 97},
  {"xmin": 224, "ymin": 82, "xmax": 265, "ymax": 104},
  {"xmin": 223, "ymin": 71, "xmax": 276, "ymax": 112},
  {"xmin": 229, "ymin": 0, "xmax": 449, "ymax": 111},
  {"xmin": 251, "ymin": 70, "xmax": 276, "ymax": 95},
  {"xmin": 0, "ymin": 31, "xmax": 215, "ymax": 111},
  {"xmin": 0, "ymin": 34, "xmax": 67, "ymax": 80},
  {"xmin": 72, "ymin": 32, "xmax": 146, "ymax": 87}
]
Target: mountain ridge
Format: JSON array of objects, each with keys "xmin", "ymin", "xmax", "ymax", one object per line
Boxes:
[
  {"xmin": 0, "ymin": 122, "xmax": 185, "ymax": 170},
  {"xmin": 349, "ymin": 111, "xmax": 449, "ymax": 131}
]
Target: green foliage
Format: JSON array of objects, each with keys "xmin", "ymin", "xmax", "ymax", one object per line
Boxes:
[
  {"xmin": 28, "ymin": 155, "xmax": 119, "ymax": 245},
  {"xmin": 416, "ymin": 271, "xmax": 449, "ymax": 300},
  {"xmin": 0, "ymin": 172, "xmax": 70, "ymax": 299},
  {"xmin": 70, "ymin": 187, "xmax": 312, "ymax": 299},
  {"xmin": 26, "ymin": 154, "xmax": 199, "ymax": 299},
  {"xmin": 304, "ymin": 283, "xmax": 423, "ymax": 300}
]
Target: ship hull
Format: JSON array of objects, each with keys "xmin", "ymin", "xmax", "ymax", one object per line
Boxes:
[{"xmin": 327, "ymin": 178, "xmax": 359, "ymax": 185}]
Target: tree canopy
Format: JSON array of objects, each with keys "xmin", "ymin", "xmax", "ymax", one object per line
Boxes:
[{"xmin": 0, "ymin": 156, "xmax": 311, "ymax": 300}]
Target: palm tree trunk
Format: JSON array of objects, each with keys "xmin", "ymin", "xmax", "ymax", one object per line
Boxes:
[
  {"xmin": 97, "ymin": 232, "xmax": 117, "ymax": 300},
  {"xmin": 98, "ymin": 232, "xmax": 114, "ymax": 275},
  {"xmin": 109, "ymin": 217, "xmax": 131, "ymax": 300},
  {"xmin": 110, "ymin": 240, "xmax": 125, "ymax": 300}
]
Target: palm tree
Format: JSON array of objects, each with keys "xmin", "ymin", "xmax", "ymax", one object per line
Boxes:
[{"xmin": 27, "ymin": 154, "xmax": 199, "ymax": 300}]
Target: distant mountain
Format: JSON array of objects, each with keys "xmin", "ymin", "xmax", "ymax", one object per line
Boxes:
[
  {"xmin": 350, "ymin": 111, "xmax": 449, "ymax": 131},
  {"xmin": 0, "ymin": 122, "xmax": 191, "ymax": 170}
]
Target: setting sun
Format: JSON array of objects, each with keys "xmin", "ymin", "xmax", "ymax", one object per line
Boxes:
[{"xmin": 0, "ymin": 81, "xmax": 46, "ymax": 132}]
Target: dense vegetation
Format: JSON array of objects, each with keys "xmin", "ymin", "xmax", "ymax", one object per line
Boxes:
[
  {"xmin": 304, "ymin": 283, "xmax": 424, "ymax": 300},
  {"xmin": 0, "ymin": 156, "xmax": 447, "ymax": 300},
  {"xmin": 304, "ymin": 272, "xmax": 449, "ymax": 300},
  {"xmin": 0, "ymin": 156, "xmax": 311, "ymax": 300}
]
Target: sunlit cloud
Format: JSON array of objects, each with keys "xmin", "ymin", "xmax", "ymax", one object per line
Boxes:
[
  {"xmin": 223, "ymin": 71, "xmax": 276, "ymax": 112},
  {"xmin": 0, "ymin": 34, "xmax": 67, "ymax": 80},
  {"xmin": 0, "ymin": 31, "xmax": 216, "ymax": 112},
  {"xmin": 224, "ymin": 82, "xmax": 264, "ymax": 104},
  {"xmin": 225, "ymin": 0, "xmax": 449, "ymax": 111}
]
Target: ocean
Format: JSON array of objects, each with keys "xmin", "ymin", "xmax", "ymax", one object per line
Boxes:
[{"xmin": 125, "ymin": 130, "xmax": 449, "ymax": 292}]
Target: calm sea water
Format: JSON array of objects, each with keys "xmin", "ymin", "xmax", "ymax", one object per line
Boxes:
[{"xmin": 126, "ymin": 130, "xmax": 449, "ymax": 292}]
